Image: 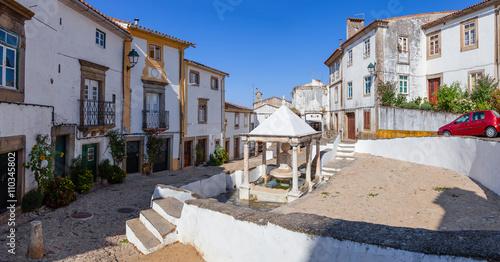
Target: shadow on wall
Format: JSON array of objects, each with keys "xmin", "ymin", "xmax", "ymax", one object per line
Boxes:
[{"xmin": 434, "ymin": 181, "xmax": 500, "ymax": 231}]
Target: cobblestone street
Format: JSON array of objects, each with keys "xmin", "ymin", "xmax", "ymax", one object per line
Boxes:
[{"xmin": 0, "ymin": 166, "xmax": 227, "ymax": 262}]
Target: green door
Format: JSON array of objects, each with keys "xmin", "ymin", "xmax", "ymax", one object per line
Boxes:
[
  {"xmin": 82, "ymin": 144, "xmax": 97, "ymax": 182},
  {"xmin": 55, "ymin": 136, "xmax": 67, "ymax": 177}
]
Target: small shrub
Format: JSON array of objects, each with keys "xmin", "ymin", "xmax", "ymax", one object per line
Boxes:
[
  {"xmin": 411, "ymin": 96, "xmax": 423, "ymax": 106},
  {"xmin": 22, "ymin": 190, "xmax": 43, "ymax": 212},
  {"xmin": 400, "ymin": 101, "xmax": 420, "ymax": 109},
  {"xmin": 44, "ymin": 177, "xmax": 77, "ymax": 209},
  {"xmin": 69, "ymin": 156, "xmax": 87, "ymax": 184},
  {"xmin": 470, "ymin": 75, "xmax": 497, "ymax": 106},
  {"xmin": 368, "ymin": 193, "xmax": 379, "ymax": 197},
  {"xmin": 436, "ymin": 82, "xmax": 465, "ymax": 112},
  {"xmin": 145, "ymin": 129, "xmax": 164, "ymax": 169},
  {"xmin": 490, "ymin": 89, "xmax": 500, "ymax": 113},
  {"xmin": 378, "ymin": 81, "xmax": 397, "ymax": 106},
  {"xmin": 433, "ymin": 186, "xmax": 449, "ymax": 192},
  {"xmin": 394, "ymin": 94, "xmax": 407, "ymax": 107},
  {"xmin": 75, "ymin": 169, "xmax": 93, "ymax": 194},
  {"xmin": 109, "ymin": 165, "xmax": 126, "ymax": 184},
  {"xmin": 208, "ymin": 146, "xmax": 229, "ymax": 166},
  {"xmin": 98, "ymin": 159, "xmax": 114, "ymax": 180},
  {"xmin": 106, "ymin": 129, "xmax": 126, "ymax": 165},
  {"xmin": 420, "ymin": 102, "xmax": 434, "ymax": 111}
]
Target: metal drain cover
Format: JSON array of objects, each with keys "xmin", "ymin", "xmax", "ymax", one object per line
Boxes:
[
  {"xmin": 117, "ymin": 208, "xmax": 136, "ymax": 214},
  {"xmin": 71, "ymin": 212, "xmax": 93, "ymax": 220}
]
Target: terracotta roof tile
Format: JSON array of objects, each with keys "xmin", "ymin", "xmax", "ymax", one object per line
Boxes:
[
  {"xmin": 225, "ymin": 102, "xmax": 252, "ymax": 111},
  {"xmin": 387, "ymin": 11, "xmax": 456, "ymax": 21},
  {"xmin": 185, "ymin": 59, "xmax": 229, "ymax": 76},
  {"xmin": 422, "ymin": 0, "xmax": 497, "ymax": 29},
  {"xmin": 73, "ymin": 0, "xmax": 131, "ymax": 36}
]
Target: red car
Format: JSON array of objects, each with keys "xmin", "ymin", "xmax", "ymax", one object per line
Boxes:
[{"xmin": 438, "ymin": 110, "xmax": 500, "ymax": 138}]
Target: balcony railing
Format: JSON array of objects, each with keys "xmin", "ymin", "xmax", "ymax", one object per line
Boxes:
[
  {"xmin": 79, "ymin": 99, "xmax": 116, "ymax": 127},
  {"xmin": 143, "ymin": 110, "xmax": 169, "ymax": 129}
]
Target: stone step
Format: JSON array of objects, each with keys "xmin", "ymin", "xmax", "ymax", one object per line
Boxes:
[
  {"xmin": 140, "ymin": 209, "xmax": 176, "ymax": 242},
  {"xmin": 335, "ymin": 157, "xmax": 355, "ymax": 161},
  {"xmin": 338, "ymin": 143, "xmax": 356, "ymax": 148},
  {"xmin": 323, "ymin": 167, "xmax": 341, "ymax": 173},
  {"xmin": 322, "ymin": 171, "xmax": 335, "ymax": 177},
  {"xmin": 126, "ymin": 218, "xmax": 161, "ymax": 255},
  {"xmin": 152, "ymin": 197, "xmax": 184, "ymax": 225},
  {"xmin": 336, "ymin": 151, "xmax": 355, "ymax": 157}
]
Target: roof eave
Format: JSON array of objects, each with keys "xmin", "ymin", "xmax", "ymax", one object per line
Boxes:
[
  {"xmin": 422, "ymin": 0, "xmax": 497, "ymax": 30},
  {"xmin": 130, "ymin": 25, "xmax": 196, "ymax": 48},
  {"xmin": 341, "ymin": 20, "xmax": 389, "ymax": 49}
]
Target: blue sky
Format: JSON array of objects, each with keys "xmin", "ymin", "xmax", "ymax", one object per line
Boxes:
[{"xmin": 86, "ymin": 0, "xmax": 478, "ymax": 108}]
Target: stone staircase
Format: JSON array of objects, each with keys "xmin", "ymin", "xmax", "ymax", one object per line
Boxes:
[
  {"xmin": 126, "ymin": 197, "xmax": 184, "ymax": 254},
  {"xmin": 322, "ymin": 141, "xmax": 356, "ymax": 180}
]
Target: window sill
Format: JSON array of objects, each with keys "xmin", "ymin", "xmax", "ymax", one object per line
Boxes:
[
  {"xmin": 363, "ymin": 54, "xmax": 370, "ymax": 60},
  {"xmin": 461, "ymin": 45, "xmax": 478, "ymax": 52},
  {"xmin": 364, "ymin": 93, "xmax": 371, "ymax": 97},
  {"xmin": 198, "ymin": 121, "xmax": 207, "ymax": 125},
  {"xmin": 426, "ymin": 53, "xmax": 441, "ymax": 60},
  {"xmin": 190, "ymin": 83, "xmax": 200, "ymax": 86}
]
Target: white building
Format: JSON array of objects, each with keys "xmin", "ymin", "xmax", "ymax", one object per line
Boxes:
[
  {"xmin": 0, "ymin": 0, "xmax": 131, "ymax": 218},
  {"xmin": 291, "ymin": 79, "xmax": 329, "ymax": 134},
  {"xmin": 224, "ymin": 102, "xmax": 254, "ymax": 160},
  {"xmin": 253, "ymin": 92, "xmax": 292, "ymax": 128},
  {"xmin": 111, "ymin": 18, "xmax": 195, "ymax": 173},
  {"xmin": 423, "ymin": 0, "xmax": 498, "ymax": 99},
  {"xmin": 182, "ymin": 60, "xmax": 228, "ymax": 168}
]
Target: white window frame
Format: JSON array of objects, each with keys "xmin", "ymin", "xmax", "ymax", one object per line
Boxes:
[
  {"xmin": 0, "ymin": 28, "xmax": 18, "ymax": 89},
  {"xmin": 364, "ymin": 76, "xmax": 371, "ymax": 95},
  {"xmin": 429, "ymin": 33, "xmax": 440, "ymax": 56},
  {"xmin": 399, "ymin": 75, "xmax": 409, "ymax": 94},
  {"xmin": 335, "ymin": 62, "xmax": 340, "ymax": 79},
  {"xmin": 347, "ymin": 49, "xmax": 353, "ymax": 66},
  {"xmin": 347, "ymin": 82, "xmax": 353, "ymax": 98},
  {"xmin": 211, "ymin": 76, "xmax": 219, "ymax": 90},
  {"xmin": 469, "ymin": 71, "xmax": 483, "ymax": 91},
  {"xmin": 464, "ymin": 21, "xmax": 476, "ymax": 47},
  {"xmin": 189, "ymin": 70, "xmax": 200, "ymax": 85},
  {"xmin": 95, "ymin": 29, "xmax": 105, "ymax": 48},
  {"xmin": 363, "ymin": 39, "xmax": 370, "ymax": 58}
]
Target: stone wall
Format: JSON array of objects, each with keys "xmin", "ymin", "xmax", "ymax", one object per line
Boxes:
[{"xmin": 378, "ymin": 106, "xmax": 460, "ymax": 132}]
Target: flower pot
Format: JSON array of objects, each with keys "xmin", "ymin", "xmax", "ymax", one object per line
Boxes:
[{"xmin": 142, "ymin": 163, "xmax": 152, "ymax": 175}]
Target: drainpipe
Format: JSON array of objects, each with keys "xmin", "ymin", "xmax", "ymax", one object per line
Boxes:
[{"xmin": 178, "ymin": 44, "xmax": 188, "ymax": 170}]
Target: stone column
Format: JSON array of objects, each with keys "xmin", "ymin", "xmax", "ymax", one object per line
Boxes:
[
  {"xmin": 261, "ymin": 142, "xmax": 267, "ymax": 178},
  {"xmin": 239, "ymin": 139, "xmax": 251, "ymax": 200},
  {"xmin": 316, "ymin": 139, "xmax": 322, "ymax": 181},
  {"xmin": 306, "ymin": 141, "xmax": 312, "ymax": 191},
  {"xmin": 27, "ymin": 220, "xmax": 43, "ymax": 259},
  {"xmin": 287, "ymin": 143, "xmax": 301, "ymax": 203},
  {"xmin": 276, "ymin": 142, "xmax": 281, "ymax": 167}
]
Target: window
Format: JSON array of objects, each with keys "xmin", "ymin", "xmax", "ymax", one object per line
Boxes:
[
  {"xmin": 0, "ymin": 28, "xmax": 18, "ymax": 89},
  {"xmin": 364, "ymin": 110, "xmax": 371, "ymax": 130},
  {"xmin": 469, "ymin": 71, "xmax": 483, "ymax": 91},
  {"xmin": 461, "ymin": 18, "xmax": 478, "ymax": 51},
  {"xmin": 363, "ymin": 39, "xmax": 370, "ymax": 58},
  {"xmin": 211, "ymin": 76, "xmax": 219, "ymax": 90},
  {"xmin": 330, "ymin": 66, "xmax": 335, "ymax": 83},
  {"xmin": 429, "ymin": 33, "xmax": 440, "ymax": 57},
  {"xmin": 96, "ymin": 29, "xmax": 105, "ymax": 48},
  {"xmin": 87, "ymin": 147, "xmax": 94, "ymax": 161},
  {"xmin": 235, "ymin": 113, "xmax": 240, "ymax": 129},
  {"xmin": 244, "ymin": 113, "xmax": 248, "ymax": 127},
  {"xmin": 189, "ymin": 70, "xmax": 200, "ymax": 85},
  {"xmin": 347, "ymin": 49, "xmax": 353, "ymax": 66},
  {"xmin": 399, "ymin": 75, "xmax": 408, "ymax": 94},
  {"xmin": 347, "ymin": 82, "xmax": 353, "ymax": 99},
  {"xmin": 84, "ymin": 79, "xmax": 99, "ymax": 101},
  {"xmin": 149, "ymin": 44, "xmax": 161, "ymax": 61},
  {"xmin": 364, "ymin": 76, "xmax": 371, "ymax": 95},
  {"xmin": 472, "ymin": 112, "xmax": 485, "ymax": 121},
  {"xmin": 398, "ymin": 36, "xmax": 409, "ymax": 63},
  {"xmin": 198, "ymin": 98, "xmax": 208, "ymax": 124},
  {"xmin": 456, "ymin": 113, "xmax": 470, "ymax": 124},
  {"xmin": 335, "ymin": 86, "xmax": 339, "ymax": 103},
  {"xmin": 335, "ymin": 62, "xmax": 340, "ymax": 79}
]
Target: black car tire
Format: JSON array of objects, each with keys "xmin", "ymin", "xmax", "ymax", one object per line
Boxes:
[
  {"xmin": 485, "ymin": 126, "xmax": 498, "ymax": 138},
  {"xmin": 442, "ymin": 130, "xmax": 451, "ymax": 137}
]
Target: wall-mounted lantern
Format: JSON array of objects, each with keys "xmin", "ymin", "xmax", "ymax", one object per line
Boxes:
[{"xmin": 127, "ymin": 49, "xmax": 139, "ymax": 71}]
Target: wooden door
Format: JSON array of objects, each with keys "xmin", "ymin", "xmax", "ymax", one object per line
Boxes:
[
  {"xmin": 82, "ymin": 144, "xmax": 97, "ymax": 181},
  {"xmin": 428, "ymin": 78, "xmax": 440, "ymax": 103},
  {"xmin": 198, "ymin": 139, "xmax": 207, "ymax": 163},
  {"xmin": 154, "ymin": 138, "xmax": 170, "ymax": 172},
  {"xmin": 184, "ymin": 141, "xmax": 192, "ymax": 167},
  {"xmin": 347, "ymin": 113, "xmax": 356, "ymax": 140},
  {"xmin": 126, "ymin": 141, "xmax": 140, "ymax": 174},
  {"xmin": 234, "ymin": 138, "xmax": 240, "ymax": 159},
  {"xmin": 55, "ymin": 136, "xmax": 67, "ymax": 177}
]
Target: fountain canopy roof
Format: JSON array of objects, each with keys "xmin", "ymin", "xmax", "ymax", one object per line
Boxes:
[{"xmin": 243, "ymin": 104, "xmax": 321, "ymax": 143}]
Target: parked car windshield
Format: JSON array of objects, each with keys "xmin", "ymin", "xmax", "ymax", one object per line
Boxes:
[
  {"xmin": 493, "ymin": 111, "xmax": 500, "ymax": 118},
  {"xmin": 455, "ymin": 114, "xmax": 470, "ymax": 124}
]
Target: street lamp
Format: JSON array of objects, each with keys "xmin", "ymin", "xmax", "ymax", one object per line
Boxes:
[
  {"xmin": 127, "ymin": 49, "xmax": 139, "ymax": 71},
  {"xmin": 367, "ymin": 62, "xmax": 377, "ymax": 77}
]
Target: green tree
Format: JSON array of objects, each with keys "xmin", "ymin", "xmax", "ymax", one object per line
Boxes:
[
  {"xmin": 377, "ymin": 81, "xmax": 397, "ymax": 106},
  {"xmin": 106, "ymin": 129, "xmax": 126, "ymax": 165}
]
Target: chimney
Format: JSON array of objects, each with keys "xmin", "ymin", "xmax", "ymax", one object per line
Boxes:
[
  {"xmin": 256, "ymin": 91, "xmax": 262, "ymax": 102},
  {"xmin": 346, "ymin": 18, "xmax": 364, "ymax": 39},
  {"xmin": 339, "ymin": 39, "xmax": 343, "ymax": 46},
  {"xmin": 134, "ymin": 18, "xmax": 139, "ymax": 25}
]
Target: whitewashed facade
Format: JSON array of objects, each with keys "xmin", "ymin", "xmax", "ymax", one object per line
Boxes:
[
  {"xmin": 291, "ymin": 79, "xmax": 329, "ymax": 135},
  {"xmin": 253, "ymin": 94, "xmax": 291, "ymax": 128},
  {"xmin": 183, "ymin": 60, "xmax": 227, "ymax": 167},
  {"xmin": 224, "ymin": 102, "xmax": 254, "ymax": 160}
]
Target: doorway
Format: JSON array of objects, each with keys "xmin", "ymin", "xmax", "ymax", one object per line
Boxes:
[
  {"xmin": 234, "ymin": 137, "xmax": 240, "ymax": 159},
  {"xmin": 197, "ymin": 138, "xmax": 207, "ymax": 163},
  {"xmin": 346, "ymin": 113, "xmax": 356, "ymax": 140},
  {"xmin": 0, "ymin": 151, "xmax": 17, "ymax": 214},
  {"xmin": 82, "ymin": 144, "xmax": 98, "ymax": 181},
  {"xmin": 428, "ymin": 78, "xmax": 441, "ymax": 104},
  {"xmin": 154, "ymin": 138, "xmax": 170, "ymax": 172},
  {"xmin": 184, "ymin": 140, "xmax": 192, "ymax": 167},
  {"xmin": 126, "ymin": 141, "xmax": 140, "ymax": 174},
  {"xmin": 55, "ymin": 136, "xmax": 67, "ymax": 177}
]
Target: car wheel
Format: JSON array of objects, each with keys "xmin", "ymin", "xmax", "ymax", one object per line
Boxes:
[
  {"xmin": 485, "ymin": 126, "xmax": 498, "ymax": 138},
  {"xmin": 442, "ymin": 131, "xmax": 451, "ymax": 137}
]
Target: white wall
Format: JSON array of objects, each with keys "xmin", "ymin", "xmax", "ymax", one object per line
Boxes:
[
  {"xmin": 425, "ymin": 6, "xmax": 496, "ymax": 89},
  {"xmin": 254, "ymin": 104, "xmax": 279, "ymax": 128},
  {"xmin": 0, "ymin": 103, "xmax": 52, "ymax": 191},
  {"xmin": 356, "ymin": 137, "xmax": 500, "ymax": 196},
  {"xmin": 379, "ymin": 107, "xmax": 461, "ymax": 132},
  {"xmin": 185, "ymin": 64, "xmax": 224, "ymax": 156},
  {"xmin": 225, "ymin": 110, "xmax": 252, "ymax": 159}
]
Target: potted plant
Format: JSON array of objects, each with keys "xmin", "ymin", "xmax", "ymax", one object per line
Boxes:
[{"xmin": 98, "ymin": 159, "xmax": 113, "ymax": 185}]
